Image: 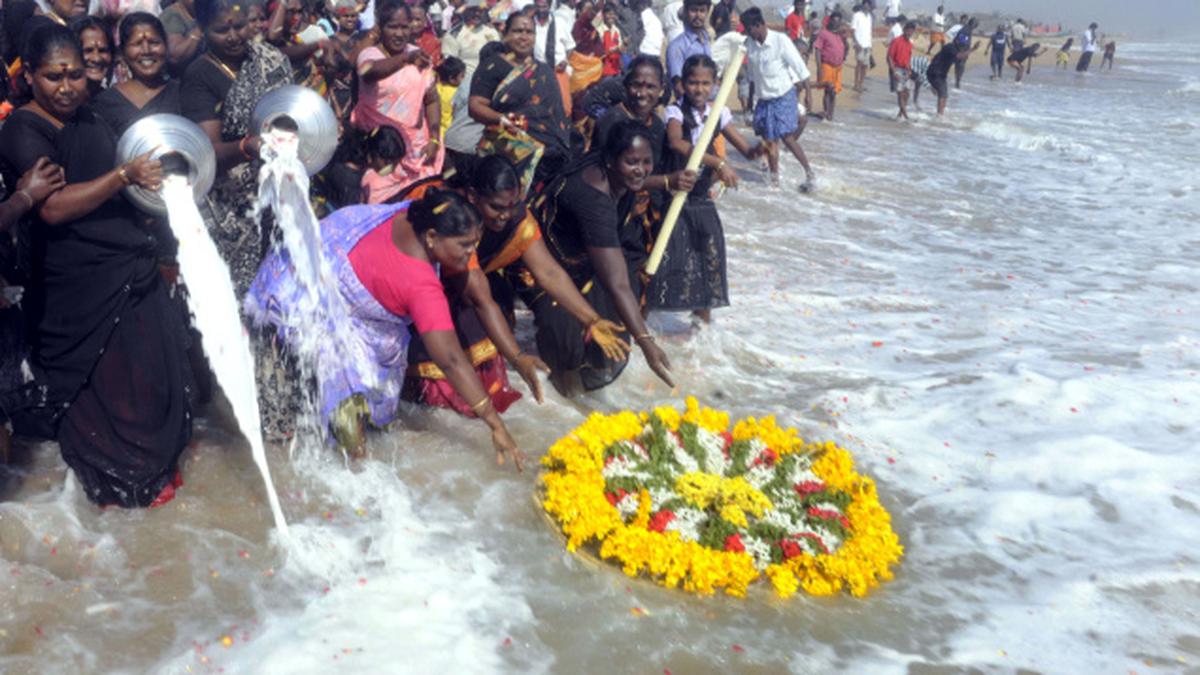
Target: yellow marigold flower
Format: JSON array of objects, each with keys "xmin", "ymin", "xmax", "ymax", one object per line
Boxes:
[
  {"xmin": 681, "ymin": 396, "xmax": 730, "ymax": 433},
  {"xmin": 653, "ymin": 405, "xmax": 682, "ymax": 431},
  {"xmin": 541, "ymin": 401, "xmax": 902, "ymax": 600},
  {"xmin": 765, "ymin": 564, "xmax": 800, "ymax": 598}
]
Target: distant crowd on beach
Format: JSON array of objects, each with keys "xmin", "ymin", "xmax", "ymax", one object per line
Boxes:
[{"xmin": 0, "ymin": 0, "xmax": 1113, "ymax": 507}]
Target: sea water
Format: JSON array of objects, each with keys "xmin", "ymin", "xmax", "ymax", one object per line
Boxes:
[{"xmin": 1, "ymin": 42, "xmax": 1197, "ymax": 673}]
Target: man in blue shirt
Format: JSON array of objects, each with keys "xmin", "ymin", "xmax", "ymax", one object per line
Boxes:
[{"xmin": 666, "ymin": 0, "xmax": 713, "ymax": 98}]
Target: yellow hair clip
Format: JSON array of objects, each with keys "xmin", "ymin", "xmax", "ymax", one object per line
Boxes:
[{"xmin": 433, "ymin": 201, "xmax": 451, "ymax": 215}]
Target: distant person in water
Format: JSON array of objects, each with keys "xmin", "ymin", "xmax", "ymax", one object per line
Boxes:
[
  {"xmin": 812, "ymin": 11, "xmax": 847, "ymax": 120},
  {"xmin": 1007, "ymin": 42, "xmax": 1045, "ymax": 82},
  {"xmin": 1077, "ymin": 22, "xmax": 1098, "ymax": 72},
  {"xmin": 1056, "ymin": 38, "xmax": 1074, "ymax": 70},
  {"xmin": 887, "ymin": 21, "xmax": 916, "ymax": 119},
  {"xmin": 743, "ymin": 8, "xmax": 816, "ymax": 189},
  {"xmin": 926, "ymin": 40, "xmax": 968, "ymax": 115},
  {"xmin": 985, "ymin": 24, "xmax": 1008, "ymax": 80},
  {"xmin": 1102, "ymin": 40, "xmax": 1116, "ymax": 70},
  {"xmin": 950, "ymin": 17, "xmax": 978, "ymax": 89}
]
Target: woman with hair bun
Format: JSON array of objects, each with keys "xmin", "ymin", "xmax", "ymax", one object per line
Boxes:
[
  {"xmin": 244, "ymin": 191, "xmax": 526, "ymax": 467},
  {"xmin": 0, "ymin": 23, "xmax": 194, "ymax": 507}
]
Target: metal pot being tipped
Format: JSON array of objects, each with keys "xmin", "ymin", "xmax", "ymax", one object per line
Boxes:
[
  {"xmin": 115, "ymin": 113, "xmax": 216, "ymax": 217},
  {"xmin": 249, "ymin": 84, "xmax": 339, "ymax": 175}
]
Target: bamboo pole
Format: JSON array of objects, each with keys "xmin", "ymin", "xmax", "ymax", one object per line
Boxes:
[{"xmin": 644, "ymin": 45, "xmax": 746, "ymax": 276}]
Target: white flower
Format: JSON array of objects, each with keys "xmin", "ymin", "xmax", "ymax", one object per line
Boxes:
[
  {"xmin": 744, "ymin": 463, "xmax": 776, "ymax": 490},
  {"xmin": 761, "ymin": 507, "xmax": 801, "ymax": 533},
  {"xmin": 665, "ymin": 507, "xmax": 706, "ymax": 542},
  {"xmin": 671, "ymin": 434, "xmax": 701, "ymax": 474},
  {"xmin": 743, "ymin": 535, "xmax": 774, "ymax": 571},
  {"xmin": 601, "ymin": 454, "xmax": 640, "ymax": 481},
  {"xmin": 694, "ymin": 427, "xmax": 730, "ymax": 475},
  {"xmin": 648, "ymin": 487, "xmax": 676, "ymax": 512},
  {"xmin": 615, "ymin": 492, "xmax": 639, "ymax": 519},
  {"xmin": 789, "ymin": 464, "xmax": 822, "ymax": 487}
]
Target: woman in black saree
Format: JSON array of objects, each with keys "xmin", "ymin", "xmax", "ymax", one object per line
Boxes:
[
  {"xmin": 526, "ymin": 119, "xmax": 673, "ymax": 395},
  {"xmin": 468, "ymin": 12, "xmax": 571, "ymax": 195},
  {"xmin": 0, "ymin": 24, "xmax": 193, "ymax": 507}
]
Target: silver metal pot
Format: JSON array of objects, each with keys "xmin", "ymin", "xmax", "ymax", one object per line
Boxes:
[
  {"xmin": 249, "ymin": 85, "xmax": 338, "ymax": 175},
  {"xmin": 115, "ymin": 114, "xmax": 216, "ymax": 216}
]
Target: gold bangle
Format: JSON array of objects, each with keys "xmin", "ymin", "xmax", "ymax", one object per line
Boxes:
[
  {"xmin": 117, "ymin": 166, "xmax": 131, "ymax": 186},
  {"xmin": 715, "ymin": 160, "xmax": 727, "ymax": 172},
  {"xmin": 470, "ymin": 395, "xmax": 491, "ymax": 413},
  {"xmin": 634, "ymin": 333, "xmax": 653, "ymax": 343}
]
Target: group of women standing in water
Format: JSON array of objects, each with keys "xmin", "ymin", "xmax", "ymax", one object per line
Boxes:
[{"xmin": 0, "ymin": 0, "xmax": 748, "ymax": 507}]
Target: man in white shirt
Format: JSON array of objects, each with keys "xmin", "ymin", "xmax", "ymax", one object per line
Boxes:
[
  {"xmin": 533, "ymin": 0, "xmax": 574, "ymax": 69},
  {"xmin": 1009, "ymin": 18, "xmax": 1027, "ymax": 51},
  {"xmin": 945, "ymin": 13, "xmax": 966, "ymax": 42},
  {"xmin": 884, "ymin": 0, "xmax": 900, "ymax": 25},
  {"xmin": 926, "ymin": 4, "xmax": 945, "ymax": 54},
  {"xmin": 850, "ymin": 3, "xmax": 871, "ymax": 92},
  {"xmin": 742, "ymin": 7, "xmax": 816, "ymax": 190},
  {"xmin": 531, "ymin": 0, "xmax": 575, "ymax": 113},
  {"xmin": 441, "ymin": 3, "xmax": 501, "ymax": 75},
  {"xmin": 554, "ymin": 0, "xmax": 577, "ymax": 31},
  {"xmin": 637, "ymin": 0, "xmax": 664, "ymax": 56},
  {"xmin": 1076, "ymin": 22, "xmax": 1098, "ymax": 72},
  {"xmin": 661, "ymin": 0, "xmax": 685, "ymax": 42}
]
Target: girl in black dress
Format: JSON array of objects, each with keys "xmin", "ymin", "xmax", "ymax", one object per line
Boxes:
[
  {"xmin": 0, "ymin": 24, "xmax": 194, "ymax": 507},
  {"xmin": 654, "ymin": 54, "xmax": 762, "ymax": 323}
]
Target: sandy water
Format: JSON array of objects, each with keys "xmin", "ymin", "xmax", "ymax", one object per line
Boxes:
[{"xmin": 2, "ymin": 43, "xmax": 1198, "ymax": 673}]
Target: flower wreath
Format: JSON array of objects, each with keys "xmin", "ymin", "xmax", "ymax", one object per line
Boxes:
[{"xmin": 539, "ymin": 398, "xmax": 903, "ymax": 598}]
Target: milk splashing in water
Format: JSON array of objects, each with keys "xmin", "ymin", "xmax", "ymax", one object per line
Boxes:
[
  {"xmin": 253, "ymin": 128, "xmax": 384, "ymax": 430},
  {"xmin": 160, "ymin": 175, "xmax": 289, "ymax": 534}
]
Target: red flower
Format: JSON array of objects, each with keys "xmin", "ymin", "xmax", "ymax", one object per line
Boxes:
[
  {"xmin": 720, "ymin": 432, "xmax": 733, "ymax": 455},
  {"xmin": 793, "ymin": 532, "xmax": 829, "ymax": 555},
  {"xmin": 724, "ymin": 534, "xmax": 745, "ymax": 553},
  {"xmin": 751, "ymin": 449, "xmax": 779, "ymax": 467},
  {"xmin": 779, "ymin": 539, "xmax": 803, "ymax": 560},
  {"xmin": 793, "ymin": 480, "xmax": 826, "ymax": 496},
  {"xmin": 605, "ymin": 488, "xmax": 629, "ymax": 506},
  {"xmin": 648, "ymin": 510, "xmax": 676, "ymax": 532},
  {"xmin": 807, "ymin": 506, "xmax": 850, "ymax": 529}
]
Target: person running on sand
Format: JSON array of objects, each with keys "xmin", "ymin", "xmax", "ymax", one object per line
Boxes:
[
  {"xmin": 985, "ymin": 24, "xmax": 1008, "ymax": 80},
  {"xmin": 743, "ymin": 8, "xmax": 816, "ymax": 190},
  {"xmin": 1056, "ymin": 37, "xmax": 1073, "ymax": 70},
  {"xmin": 886, "ymin": 20, "xmax": 915, "ymax": 119},
  {"xmin": 1007, "ymin": 42, "xmax": 1045, "ymax": 82},
  {"xmin": 1102, "ymin": 41, "xmax": 1115, "ymax": 70},
  {"xmin": 812, "ymin": 11, "xmax": 847, "ymax": 120}
]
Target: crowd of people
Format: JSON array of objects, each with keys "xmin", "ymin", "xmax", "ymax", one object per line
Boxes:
[{"xmin": 0, "ymin": 0, "xmax": 1105, "ymax": 508}]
